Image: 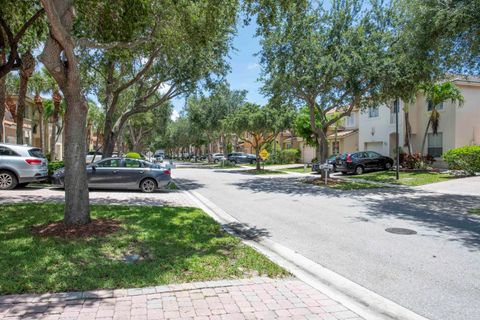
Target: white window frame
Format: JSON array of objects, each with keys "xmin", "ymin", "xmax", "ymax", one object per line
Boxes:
[{"xmin": 345, "ymin": 115, "xmax": 355, "ymax": 127}]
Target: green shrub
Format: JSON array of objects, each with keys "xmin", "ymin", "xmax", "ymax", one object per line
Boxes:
[
  {"xmin": 443, "ymin": 145, "xmax": 480, "ymax": 175},
  {"xmin": 279, "ymin": 148, "xmax": 301, "ymax": 164},
  {"xmin": 125, "ymin": 152, "xmax": 142, "ymax": 159},
  {"xmin": 48, "ymin": 161, "xmax": 64, "ymax": 175}
]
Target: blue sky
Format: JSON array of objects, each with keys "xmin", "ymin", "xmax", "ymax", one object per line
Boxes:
[{"xmin": 171, "ymin": 19, "xmax": 266, "ymax": 119}]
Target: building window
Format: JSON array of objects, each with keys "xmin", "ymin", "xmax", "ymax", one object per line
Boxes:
[
  {"xmin": 332, "ymin": 141, "xmax": 340, "ymax": 155},
  {"xmin": 427, "ymin": 132, "xmax": 443, "ymax": 157},
  {"xmin": 368, "ymin": 106, "xmax": 379, "ymax": 118},
  {"xmin": 427, "ymin": 101, "xmax": 444, "ymax": 111},
  {"xmin": 345, "ymin": 115, "xmax": 355, "ymax": 127}
]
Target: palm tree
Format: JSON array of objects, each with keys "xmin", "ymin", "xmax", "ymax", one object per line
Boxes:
[
  {"xmin": 41, "ymin": 68, "xmax": 63, "ymax": 160},
  {"xmin": 28, "ymin": 72, "xmax": 49, "ymax": 152},
  {"xmin": 16, "ymin": 51, "xmax": 35, "ymax": 144},
  {"xmin": 420, "ymin": 82, "xmax": 464, "ymax": 155}
]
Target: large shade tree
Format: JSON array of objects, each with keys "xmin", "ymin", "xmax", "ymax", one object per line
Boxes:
[
  {"xmin": 36, "ymin": 0, "xmax": 239, "ymax": 225},
  {"xmin": 253, "ymin": 0, "xmax": 439, "ymax": 163},
  {"xmin": 225, "ymin": 102, "xmax": 294, "ymax": 170}
]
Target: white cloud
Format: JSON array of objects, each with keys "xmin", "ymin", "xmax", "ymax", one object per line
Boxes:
[
  {"xmin": 158, "ymin": 83, "xmax": 171, "ymax": 95},
  {"xmin": 247, "ymin": 63, "xmax": 260, "ymax": 70},
  {"xmin": 170, "ymin": 109, "xmax": 179, "ymax": 121}
]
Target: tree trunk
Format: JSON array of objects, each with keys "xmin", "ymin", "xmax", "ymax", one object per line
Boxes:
[
  {"xmin": 40, "ymin": 0, "xmax": 90, "ymax": 225},
  {"xmin": 420, "ymin": 117, "xmax": 432, "ymax": 156},
  {"xmin": 0, "ymin": 41, "xmax": 6, "ymax": 142},
  {"xmin": 0, "ymin": 75, "xmax": 5, "ymax": 143},
  {"xmin": 256, "ymin": 146, "xmax": 261, "ymax": 171},
  {"xmin": 16, "ymin": 51, "xmax": 35, "ymax": 145},
  {"xmin": 16, "ymin": 75, "xmax": 28, "ymax": 144},
  {"xmin": 404, "ymin": 111, "xmax": 413, "ymax": 155},
  {"xmin": 63, "ymin": 89, "xmax": 90, "ymax": 224},
  {"xmin": 49, "ymin": 118, "xmax": 56, "ymax": 159}
]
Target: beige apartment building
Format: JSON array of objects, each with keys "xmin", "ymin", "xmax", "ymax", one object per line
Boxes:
[
  {"xmin": 2, "ymin": 95, "xmax": 64, "ymax": 160},
  {"xmin": 358, "ymin": 76, "xmax": 480, "ymax": 165}
]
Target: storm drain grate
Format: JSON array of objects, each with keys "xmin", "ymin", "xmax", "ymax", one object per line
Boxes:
[{"xmin": 385, "ymin": 228, "xmax": 417, "ymax": 235}]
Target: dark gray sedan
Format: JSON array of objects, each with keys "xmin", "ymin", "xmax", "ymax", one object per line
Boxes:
[{"xmin": 51, "ymin": 158, "xmax": 172, "ymax": 193}]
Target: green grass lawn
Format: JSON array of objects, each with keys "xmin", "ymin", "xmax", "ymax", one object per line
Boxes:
[
  {"xmin": 245, "ymin": 169, "xmax": 284, "ymax": 175},
  {"xmin": 468, "ymin": 208, "xmax": 480, "ymax": 215},
  {"xmin": 349, "ymin": 170, "xmax": 455, "ymax": 186},
  {"xmin": 281, "ymin": 166, "xmax": 311, "ymax": 174},
  {"xmin": 213, "ymin": 162, "xmax": 239, "ymax": 169},
  {"xmin": 0, "ymin": 203, "xmax": 287, "ymax": 294},
  {"xmin": 306, "ymin": 178, "xmax": 383, "ymax": 190}
]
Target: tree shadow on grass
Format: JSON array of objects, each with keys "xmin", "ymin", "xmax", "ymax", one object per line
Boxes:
[{"xmin": 0, "ymin": 204, "xmax": 281, "ymax": 296}]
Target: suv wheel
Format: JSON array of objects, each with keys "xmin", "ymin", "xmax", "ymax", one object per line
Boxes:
[
  {"xmin": 214, "ymin": 159, "xmax": 219, "ymax": 164},
  {"xmin": 140, "ymin": 178, "xmax": 157, "ymax": 193},
  {"xmin": 384, "ymin": 162, "xmax": 392, "ymax": 170},
  {"xmin": 250, "ymin": 159, "xmax": 256, "ymax": 164},
  {"xmin": 0, "ymin": 171, "xmax": 18, "ymax": 190},
  {"xmin": 230, "ymin": 160, "xmax": 237, "ymax": 165},
  {"xmin": 355, "ymin": 166, "xmax": 364, "ymax": 175}
]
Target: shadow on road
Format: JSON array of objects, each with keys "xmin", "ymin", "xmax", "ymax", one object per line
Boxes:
[
  {"xmin": 360, "ymin": 192, "xmax": 480, "ymax": 251},
  {"xmin": 231, "ymin": 176, "xmax": 480, "ymax": 250},
  {"xmin": 223, "ymin": 222, "xmax": 270, "ymax": 241}
]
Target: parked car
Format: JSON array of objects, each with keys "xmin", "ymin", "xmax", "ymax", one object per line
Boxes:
[
  {"xmin": 312, "ymin": 155, "xmax": 338, "ymax": 173},
  {"xmin": 86, "ymin": 151, "xmax": 103, "ymax": 163},
  {"xmin": 208, "ymin": 153, "xmax": 227, "ymax": 163},
  {"xmin": 336, "ymin": 151, "xmax": 394, "ymax": 175},
  {"xmin": 51, "ymin": 157, "xmax": 171, "ymax": 193},
  {"xmin": 0, "ymin": 143, "xmax": 48, "ymax": 189},
  {"xmin": 227, "ymin": 152, "xmax": 257, "ymax": 164}
]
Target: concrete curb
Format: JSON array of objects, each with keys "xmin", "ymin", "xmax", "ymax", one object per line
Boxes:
[{"xmin": 179, "ymin": 185, "xmax": 430, "ymax": 320}]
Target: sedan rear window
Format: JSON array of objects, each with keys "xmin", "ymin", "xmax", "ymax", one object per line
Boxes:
[{"xmin": 28, "ymin": 148, "xmax": 46, "ymax": 158}]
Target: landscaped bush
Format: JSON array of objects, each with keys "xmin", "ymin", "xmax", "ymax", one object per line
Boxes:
[
  {"xmin": 125, "ymin": 152, "xmax": 142, "ymax": 159},
  {"xmin": 401, "ymin": 153, "xmax": 435, "ymax": 170},
  {"xmin": 400, "ymin": 153, "xmax": 435, "ymax": 170},
  {"xmin": 279, "ymin": 148, "xmax": 301, "ymax": 164},
  {"xmin": 443, "ymin": 145, "xmax": 480, "ymax": 175},
  {"xmin": 48, "ymin": 161, "xmax": 64, "ymax": 176}
]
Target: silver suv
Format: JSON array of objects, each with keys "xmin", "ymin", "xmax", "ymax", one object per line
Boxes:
[{"xmin": 0, "ymin": 143, "xmax": 48, "ymax": 189}]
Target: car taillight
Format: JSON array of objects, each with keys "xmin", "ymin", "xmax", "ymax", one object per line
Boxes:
[
  {"xmin": 346, "ymin": 154, "xmax": 352, "ymax": 163},
  {"xmin": 25, "ymin": 159, "xmax": 42, "ymax": 165},
  {"xmin": 163, "ymin": 169, "xmax": 171, "ymax": 175}
]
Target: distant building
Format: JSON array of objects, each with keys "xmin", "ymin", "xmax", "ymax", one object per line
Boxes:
[{"xmin": 2, "ymin": 94, "xmax": 64, "ymax": 160}]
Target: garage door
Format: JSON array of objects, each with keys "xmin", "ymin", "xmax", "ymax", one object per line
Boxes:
[{"xmin": 365, "ymin": 142, "xmax": 384, "ymax": 154}]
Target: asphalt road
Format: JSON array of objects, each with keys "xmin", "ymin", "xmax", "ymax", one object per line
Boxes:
[{"xmin": 173, "ymin": 166, "xmax": 480, "ymax": 320}]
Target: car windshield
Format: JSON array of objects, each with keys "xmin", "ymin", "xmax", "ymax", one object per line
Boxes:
[
  {"xmin": 338, "ymin": 153, "xmax": 347, "ymax": 160},
  {"xmin": 28, "ymin": 148, "xmax": 46, "ymax": 158}
]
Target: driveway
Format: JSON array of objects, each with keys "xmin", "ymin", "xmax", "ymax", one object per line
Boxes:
[
  {"xmin": 173, "ymin": 167, "xmax": 480, "ymax": 320},
  {"xmin": 415, "ymin": 174, "xmax": 480, "ymax": 196}
]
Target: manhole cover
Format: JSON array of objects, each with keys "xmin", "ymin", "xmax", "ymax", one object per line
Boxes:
[{"xmin": 385, "ymin": 228, "xmax": 417, "ymax": 235}]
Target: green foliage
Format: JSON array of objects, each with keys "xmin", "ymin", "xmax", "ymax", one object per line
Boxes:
[
  {"xmin": 279, "ymin": 149, "xmax": 301, "ymax": 164},
  {"xmin": 125, "ymin": 152, "xmax": 142, "ymax": 159},
  {"xmin": 443, "ymin": 146, "xmax": 480, "ymax": 175},
  {"xmin": 48, "ymin": 161, "xmax": 64, "ymax": 176},
  {"xmin": 0, "ymin": 203, "xmax": 287, "ymax": 294},
  {"xmin": 399, "ymin": 153, "xmax": 435, "ymax": 170},
  {"xmin": 405, "ymin": 0, "xmax": 480, "ymax": 76}
]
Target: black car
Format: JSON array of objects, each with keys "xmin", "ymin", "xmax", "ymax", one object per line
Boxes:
[
  {"xmin": 227, "ymin": 152, "xmax": 257, "ymax": 164},
  {"xmin": 312, "ymin": 155, "xmax": 338, "ymax": 173},
  {"xmin": 336, "ymin": 151, "xmax": 394, "ymax": 175}
]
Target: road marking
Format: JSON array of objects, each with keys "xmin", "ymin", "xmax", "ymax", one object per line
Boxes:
[{"xmin": 177, "ymin": 182, "xmax": 430, "ymax": 320}]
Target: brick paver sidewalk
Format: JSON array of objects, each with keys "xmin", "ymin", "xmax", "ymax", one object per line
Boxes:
[{"xmin": 0, "ymin": 278, "xmax": 362, "ymax": 320}]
